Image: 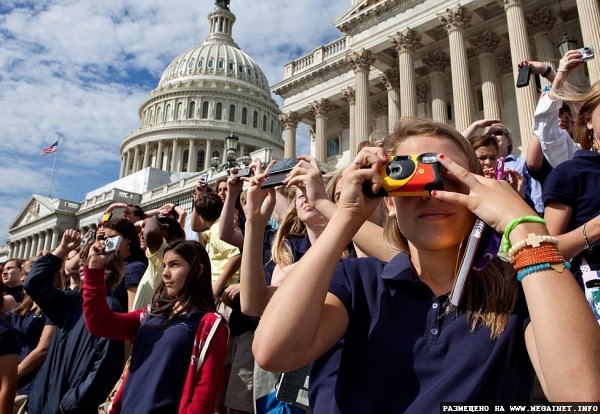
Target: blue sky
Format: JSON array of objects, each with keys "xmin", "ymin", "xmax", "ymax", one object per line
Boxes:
[{"xmin": 0, "ymin": 0, "xmax": 348, "ymax": 244}]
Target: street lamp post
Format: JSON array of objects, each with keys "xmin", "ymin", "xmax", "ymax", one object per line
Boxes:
[{"xmin": 211, "ymin": 132, "xmax": 244, "ymax": 171}]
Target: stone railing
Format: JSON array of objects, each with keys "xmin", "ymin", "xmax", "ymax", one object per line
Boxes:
[{"xmin": 283, "ymin": 37, "xmax": 347, "ymax": 79}]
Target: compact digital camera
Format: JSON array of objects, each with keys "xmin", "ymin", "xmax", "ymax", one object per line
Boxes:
[
  {"xmin": 81, "ymin": 230, "xmax": 96, "ymax": 245},
  {"xmin": 104, "ymin": 235, "xmax": 123, "ymax": 252},
  {"xmin": 364, "ymin": 153, "xmax": 444, "ymax": 197},
  {"xmin": 579, "ymin": 46, "xmax": 595, "ymax": 61}
]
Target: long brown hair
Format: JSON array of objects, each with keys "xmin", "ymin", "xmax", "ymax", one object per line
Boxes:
[
  {"xmin": 383, "ymin": 117, "xmax": 517, "ymax": 339},
  {"xmin": 151, "ymin": 240, "xmax": 215, "ymax": 326}
]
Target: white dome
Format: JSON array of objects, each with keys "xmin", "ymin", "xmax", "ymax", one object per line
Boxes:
[{"xmin": 158, "ymin": 5, "xmax": 271, "ymax": 95}]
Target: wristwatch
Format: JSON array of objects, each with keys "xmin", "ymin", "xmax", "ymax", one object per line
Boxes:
[{"xmin": 541, "ymin": 65, "xmax": 553, "ymax": 78}]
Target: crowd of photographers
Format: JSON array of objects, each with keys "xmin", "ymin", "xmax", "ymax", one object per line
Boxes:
[{"xmin": 1, "ymin": 48, "xmax": 600, "ymax": 413}]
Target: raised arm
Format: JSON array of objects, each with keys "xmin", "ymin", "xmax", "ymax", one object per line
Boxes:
[
  {"xmin": 544, "ymin": 203, "xmax": 600, "ymax": 261},
  {"xmin": 218, "ymin": 168, "xmax": 246, "ymax": 248},
  {"xmin": 82, "ymin": 241, "xmax": 142, "ymax": 341},
  {"xmin": 254, "ymin": 148, "xmax": 387, "ymax": 372},
  {"xmin": 239, "ymin": 171, "xmax": 278, "ymax": 316},
  {"xmin": 461, "ymin": 118, "xmax": 502, "ymax": 140},
  {"xmin": 432, "ymin": 154, "xmax": 600, "ymax": 401}
]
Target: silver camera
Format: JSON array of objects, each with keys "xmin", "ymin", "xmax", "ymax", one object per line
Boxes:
[
  {"xmin": 104, "ymin": 235, "xmax": 123, "ymax": 252},
  {"xmin": 578, "ymin": 46, "xmax": 595, "ymax": 61}
]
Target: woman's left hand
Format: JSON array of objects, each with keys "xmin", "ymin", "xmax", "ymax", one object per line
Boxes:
[
  {"xmin": 432, "ymin": 154, "xmax": 536, "ymax": 232},
  {"xmin": 283, "ymin": 155, "xmax": 328, "ymax": 209}
]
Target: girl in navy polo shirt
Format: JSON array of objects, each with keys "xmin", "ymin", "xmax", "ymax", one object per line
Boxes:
[
  {"xmin": 254, "ymin": 118, "xmax": 600, "ymax": 412},
  {"xmin": 0, "ymin": 293, "xmax": 19, "ymax": 413},
  {"xmin": 543, "ymin": 72, "xmax": 600, "ymax": 320},
  {"xmin": 83, "ymin": 238, "xmax": 228, "ymax": 414}
]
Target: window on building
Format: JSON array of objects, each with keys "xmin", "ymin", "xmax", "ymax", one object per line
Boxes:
[
  {"xmin": 229, "ymin": 104, "xmax": 236, "ymax": 122},
  {"xmin": 253, "ymin": 111, "xmax": 258, "ymax": 128},
  {"xmin": 157, "ymin": 107, "xmax": 163, "ymax": 122},
  {"xmin": 242, "ymin": 107, "xmax": 248, "ymax": 125},
  {"xmin": 202, "ymin": 102, "xmax": 209, "ymax": 119},
  {"xmin": 197, "ymin": 150, "xmax": 205, "ymax": 171},
  {"xmin": 216, "ymin": 103, "xmax": 222, "ymax": 120},
  {"xmin": 270, "ymin": 119, "xmax": 274, "ymax": 134},
  {"xmin": 166, "ymin": 104, "xmax": 172, "ymax": 121},
  {"xmin": 262, "ymin": 115, "xmax": 267, "ymax": 131},
  {"xmin": 188, "ymin": 101, "xmax": 196, "ymax": 118},
  {"xmin": 182, "ymin": 150, "xmax": 189, "ymax": 172}
]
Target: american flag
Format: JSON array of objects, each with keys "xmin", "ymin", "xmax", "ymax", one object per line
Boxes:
[{"xmin": 41, "ymin": 140, "xmax": 59, "ymax": 156}]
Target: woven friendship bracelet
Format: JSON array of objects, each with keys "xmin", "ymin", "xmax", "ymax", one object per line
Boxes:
[
  {"xmin": 507, "ymin": 233, "xmax": 559, "ymax": 260},
  {"xmin": 500, "ymin": 216, "xmax": 547, "ymax": 254},
  {"xmin": 516, "ymin": 261, "xmax": 571, "ymax": 282}
]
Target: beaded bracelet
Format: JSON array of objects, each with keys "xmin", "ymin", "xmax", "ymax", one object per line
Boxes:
[
  {"xmin": 507, "ymin": 233, "xmax": 559, "ymax": 260},
  {"xmin": 500, "ymin": 216, "xmax": 547, "ymax": 254},
  {"xmin": 516, "ymin": 261, "xmax": 571, "ymax": 282}
]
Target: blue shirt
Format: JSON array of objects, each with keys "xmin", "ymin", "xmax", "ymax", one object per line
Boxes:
[
  {"xmin": 505, "ymin": 153, "xmax": 544, "ymax": 214},
  {"xmin": 0, "ymin": 319, "xmax": 19, "ymax": 357},
  {"xmin": 322, "ymin": 253, "xmax": 533, "ymax": 412},
  {"xmin": 120, "ymin": 309, "xmax": 203, "ymax": 413},
  {"xmin": 543, "ymin": 150, "xmax": 600, "ymax": 276}
]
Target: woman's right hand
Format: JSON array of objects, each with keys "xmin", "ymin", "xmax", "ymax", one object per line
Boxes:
[
  {"xmin": 336, "ymin": 147, "xmax": 388, "ymax": 222},
  {"xmin": 283, "ymin": 155, "xmax": 328, "ymax": 210}
]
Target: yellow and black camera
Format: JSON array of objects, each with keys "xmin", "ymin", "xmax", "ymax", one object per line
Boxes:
[{"xmin": 364, "ymin": 153, "xmax": 444, "ymax": 197}]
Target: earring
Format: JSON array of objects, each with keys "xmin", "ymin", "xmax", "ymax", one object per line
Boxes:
[
  {"xmin": 388, "ymin": 211, "xmax": 396, "ymax": 218},
  {"xmin": 590, "ymin": 129, "xmax": 597, "ymax": 152}
]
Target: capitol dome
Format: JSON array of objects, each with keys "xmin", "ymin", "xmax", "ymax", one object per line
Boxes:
[{"xmin": 119, "ymin": 0, "xmax": 283, "ymax": 178}]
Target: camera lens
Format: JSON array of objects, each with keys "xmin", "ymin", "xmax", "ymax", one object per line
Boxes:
[{"xmin": 387, "ymin": 157, "xmax": 415, "ymax": 180}]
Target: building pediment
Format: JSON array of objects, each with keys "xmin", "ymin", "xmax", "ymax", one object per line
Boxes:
[{"xmin": 9, "ymin": 195, "xmax": 58, "ymax": 230}]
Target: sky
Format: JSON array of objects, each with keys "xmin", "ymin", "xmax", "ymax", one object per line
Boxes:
[{"xmin": 0, "ymin": 0, "xmax": 349, "ymax": 245}]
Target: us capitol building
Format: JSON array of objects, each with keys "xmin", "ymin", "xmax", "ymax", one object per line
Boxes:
[{"xmin": 2, "ymin": 0, "xmax": 599, "ymax": 260}]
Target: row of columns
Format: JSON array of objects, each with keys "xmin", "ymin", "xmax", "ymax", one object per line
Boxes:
[
  {"xmin": 279, "ymin": 1, "xmax": 600, "ymax": 162},
  {"xmin": 8, "ymin": 229, "xmax": 59, "ymax": 259},
  {"xmin": 120, "ymin": 138, "xmax": 250, "ymax": 177}
]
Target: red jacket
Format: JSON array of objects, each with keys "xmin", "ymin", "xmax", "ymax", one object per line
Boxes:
[{"xmin": 82, "ymin": 266, "xmax": 228, "ymax": 414}]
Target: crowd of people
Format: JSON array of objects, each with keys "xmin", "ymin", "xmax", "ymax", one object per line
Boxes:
[{"xmin": 1, "ymin": 48, "xmax": 600, "ymax": 413}]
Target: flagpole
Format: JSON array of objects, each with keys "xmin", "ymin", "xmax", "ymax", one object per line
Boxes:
[{"xmin": 48, "ymin": 136, "xmax": 60, "ymax": 198}]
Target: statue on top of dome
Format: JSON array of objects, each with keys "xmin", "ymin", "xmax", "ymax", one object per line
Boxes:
[{"xmin": 216, "ymin": 0, "xmax": 230, "ymax": 10}]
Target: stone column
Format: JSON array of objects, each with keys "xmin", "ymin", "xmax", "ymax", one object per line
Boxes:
[
  {"xmin": 23, "ymin": 237, "xmax": 31, "ymax": 259},
  {"xmin": 526, "ymin": 8, "xmax": 557, "ymax": 89},
  {"xmin": 155, "ymin": 141, "xmax": 163, "ymax": 169},
  {"xmin": 422, "ymin": 51, "xmax": 450, "ymax": 124},
  {"xmin": 51, "ymin": 229, "xmax": 59, "ymax": 250},
  {"xmin": 498, "ymin": 0, "xmax": 538, "ymax": 153},
  {"xmin": 119, "ymin": 155, "xmax": 126, "ymax": 178},
  {"xmin": 279, "ymin": 112, "xmax": 301, "ymax": 158},
  {"xmin": 391, "ymin": 28, "xmax": 421, "ymax": 118},
  {"xmin": 310, "ymin": 99, "xmax": 332, "ymax": 163},
  {"xmin": 142, "ymin": 142, "xmax": 150, "ymax": 169},
  {"xmin": 17, "ymin": 240, "xmax": 24, "ymax": 259},
  {"xmin": 308, "ymin": 126, "xmax": 316, "ymax": 159},
  {"xmin": 439, "ymin": 6, "xmax": 475, "ymax": 132},
  {"xmin": 342, "ymin": 87, "xmax": 357, "ymax": 157},
  {"xmin": 171, "ymin": 139, "xmax": 180, "ymax": 172},
  {"xmin": 205, "ymin": 139, "xmax": 213, "ymax": 169},
  {"xmin": 132, "ymin": 145, "xmax": 140, "ymax": 173},
  {"xmin": 188, "ymin": 138, "xmax": 197, "ymax": 173},
  {"xmin": 381, "ymin": 68, "xmax": 401, "ymax": 134},
  {"xmin": 469, "ymin": 31, "xmax": 503, "ymax": 120},
  {"xmin": 38, "ymin": 232, "xmax": 46, "ymax": 254},
  {"xmin": 347, "ymin": 49, "xmax": 375, "ymax": 145},
  {"xmin": 44, "ymin": 230, "xmax": 52, "ymax": 251},
  {"xmin": 124, "ymin": 150, "xmax": 131, "ymax": 176},
  {"xmin": 576, "ymin": 0, "xmax": 600, "ymax": 84}
]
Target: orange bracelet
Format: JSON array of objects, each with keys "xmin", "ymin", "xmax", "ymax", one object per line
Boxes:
[{"xmin": 511, "ymin": 244, "xmax": 565, "ymax": 270}]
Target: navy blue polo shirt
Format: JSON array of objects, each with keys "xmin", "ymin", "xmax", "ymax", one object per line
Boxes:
[
  {"xmin": 320, "ymin": 253, "xmax": 533, "ymax": 413},
  {"xmin": 543, "ymin": 150, "xmax": 600, "ymax": 275}
]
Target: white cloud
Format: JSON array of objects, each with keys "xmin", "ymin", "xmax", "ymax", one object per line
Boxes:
[{"xmin": 0, "ymin": 0, "xmax": 348, "ymax": 244}]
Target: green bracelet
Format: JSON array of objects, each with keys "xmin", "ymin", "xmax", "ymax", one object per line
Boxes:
[{"xmin": 500, "ymin": 215, "xmax": 547, "ymax": 253}]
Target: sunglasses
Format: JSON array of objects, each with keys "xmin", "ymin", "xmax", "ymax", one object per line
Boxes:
[{"xmin": 489, "ymin": 130, "xmax": 506, "ymax": 136}]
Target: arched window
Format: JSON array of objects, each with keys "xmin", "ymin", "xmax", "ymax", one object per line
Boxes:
[
  {"xmin": 216, "ymin": 103, "xmax": 222, "ymax": 120},
  {"xmin": 202, "ymin": 102, "xmax": 209, "ymax": 119},
  {"xmin": 187, "ymin": 58, "xmax": 195, "ymax": 71},
  {"xmin": 157, "ymin": 107, "xmax": 163, "ymax": 122},
  {"xmin": 197, "ymin": 150, "xmax": 205, "ymax": 171},
  {"xmin": 241, "ymin": 108, "xmax": 248, "ymax": 125},
  {"xmin": 262, "ymin": 114, "xmax": 267, "ymax": 131},
  {"xmin": 270, "ymin": 119, "xmax": 274, "ymax": 134},
  {"xmin": 149, "ymin": 109, "xmax": 154, "ymax": 124},
  {"xmin": 229, "ymin": 104, "xmax": 236, "ymax": 122},
  {"xmin": 208, "ymin": 58, "xmax": 214, "ymax": 68},
  {"xmin": 188, "ymin": 101, "xmax": 196, "ymax": 119},
  {"xmin": 177, "ymin": 102, "xmax": 184, "ymax": 119},
  {"xmin": 166, "ymin": 104, "xmax": 172, "ymax": 121},
  {"xmin": 198, "ymin": 57, "xmax": 204, "ymax": 68},
  {"xmin": 253, "ymin": 111, "xmax": 258, "ymax": 128}
]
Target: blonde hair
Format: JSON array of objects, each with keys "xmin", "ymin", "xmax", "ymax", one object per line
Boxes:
[
  {"xmin": 383, "ymin": 117, "xmax": 517, "ymax": 339},
  {"xmin": 271, "ymin": 187, "xmax": 307, "ymax": 267}
]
